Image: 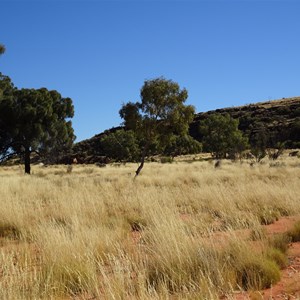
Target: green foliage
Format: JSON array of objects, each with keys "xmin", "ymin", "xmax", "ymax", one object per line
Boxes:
[
  {"xmin": 290, "ymin": 118, "xmax": 300, "ymax": 143},
  {"xmin": 288, "ymin": 221, "xmax": 300, "ymax": 242},
  {"xmin": 224, "ymin": 241, "xmax": 281, "ymax": 290},
  {"xmin": 191, "ymin": 98, "xmax": 300, "ymax": 152},
  {"xmin": 267, "ymin": 142, "xmax": 285, "ymax": 160},
  {"xmin": 119, "ymin": 102, "xmax": 140, "ymax": 131},
  {"xmin": 266, "ymin": 248, "xmax": 288, "ymax": 269},
  {"xmin": 0, "ymin": 74, "xmax": 17, "ymax": 156},
  {"xmin": 41, "ymin": 259, "xmax": 94, "ymax": 296},
  {"xmin": 268, "ymin": 233, "xmax": 291, "ymax": 254},
  {"xmin": 291, "ymin": 107, "xmax": 300, "ymax": 118},
  {"xmin": 120, "ymin": 77, "xmax": 195, "ymax": 175},
  {"xmin": 237, "ymin": 258, "xmax": 280, "ymax": 290},
  {"xmin": 0, "ymin": 73, "xmax": 75, "ymax": 173},
  {"xmin": 250, "ymin": 122, "xmax": 268, "ymax": 162},
  {"xmin": 163, "ymin": 134, "xmax": 202, "ymax": 157},
  {"xmin": 100, "ymin": 129, "xmax": 140, "ymax": 162},
  {"xmin": 120, "ymin": 77, "xmax": 194, "ymax": 141},
  {"xmin": 160, "ymin": 156, "xmax": 173, "ymax": 163},
  {"xmin": 0, "ymin": 44, "xmax": 5, "ymax": 55},
  {"xmin": 199, "ymin": 113, "xmax": 248, "ymax": 159}
]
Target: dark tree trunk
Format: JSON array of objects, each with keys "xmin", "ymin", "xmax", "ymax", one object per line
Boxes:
[
  {"xmin": 135, "ymin": 155, "xmax": 145, "ymax": 178},
  {"xmin": 134, "ymin": 143, "xmax": 149, "ymax": 178},
  {"xmin": 24, "ymin": 148, "xmax": 31, "ymax": 174}
]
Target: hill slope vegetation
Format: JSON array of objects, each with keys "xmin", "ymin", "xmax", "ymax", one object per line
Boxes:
[{"xmin": 69, "ymin": 97, "xmax": 300, "ymax": 164}]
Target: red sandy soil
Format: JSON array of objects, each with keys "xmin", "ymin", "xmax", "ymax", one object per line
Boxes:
[{"xmin": 231, "ymin": 216, "xmax": 300, "ymax": 300}]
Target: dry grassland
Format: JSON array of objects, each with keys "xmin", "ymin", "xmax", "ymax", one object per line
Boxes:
[{"xmin": 0, "ymin": 155, "xmax": 300, "ymax": 299}]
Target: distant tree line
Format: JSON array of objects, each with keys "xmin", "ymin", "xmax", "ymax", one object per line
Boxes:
[
  {"xmin": 72, "ymin": 79, "xmax": 250, "ymax": 171},
  {"xmin": 72, "ymin": 85, "xmax": 300, "ymax": 169},
  {"xmin": 198, "ymin": 113, "xmax": 248, "ymax": 159},
  {"xmin": 1, "ymin": 43, "xmax": 299, "ymax": 175},
  {"xmin": 190, "ymin": 100, "xmax": 300, "ymax": 151}
]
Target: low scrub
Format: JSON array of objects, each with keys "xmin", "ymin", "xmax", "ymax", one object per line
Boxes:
[
  {"xmin": 237, "ymin": 258, "xmax": 280, "ymax": 290},
  {"xmin": 223, "ymin": 241, "xmax": 281, "ymax": 291},
  {"xmin": 266, "ymin": 247, "xmax": 288, "ymax": 269},
  {"xmin": 288, "ymin": 221, "xmax": 300, "ymax": 242},
  {"xmin": 268, "ymin": 233, "xmax": 291, "ymax": 254}
]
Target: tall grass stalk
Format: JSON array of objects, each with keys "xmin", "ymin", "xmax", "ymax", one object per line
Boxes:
[{"xmin": 0, "ymin": 155, "xmax": 299, "ymax": 298}]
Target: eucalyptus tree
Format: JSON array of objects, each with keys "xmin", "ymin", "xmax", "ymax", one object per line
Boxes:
[
  {"xmin": 120, "ymin": 77, "xmax": 195, "ymax": 177},
  {"xmin": 0, "ymin": 73, "xmax": 75, "ymax": 174},
  {"xmin": 0, "ymin": 44, "xmax": 5, "ymax": 55},
  {"xmin": 199, "ymin": 113, "xmax": 248, "ymax": 159}
]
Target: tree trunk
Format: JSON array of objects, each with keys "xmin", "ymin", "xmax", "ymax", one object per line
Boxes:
[
  {"xmin": 24, "ymin": 148, "xmax": 31, "ymax": 174},
  {"xmin": 134, "ymin": 143, "xmax": 149, "ymax": 178}
]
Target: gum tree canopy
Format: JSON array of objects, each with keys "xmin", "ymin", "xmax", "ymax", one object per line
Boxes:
[
  {"xmin": 120, "ymin": 77, "xmax": 195, "ymax": 177},
  {"xmin": 0, "ymin": 44, "xmax": 5, "ymax": 55},
  {"xmin": 199, "ymin": 113, "xmax": 248, "ymax": 159},
  {"xmin": 0, "ymin": 73, "xmax": 75, "ymax": 174}
]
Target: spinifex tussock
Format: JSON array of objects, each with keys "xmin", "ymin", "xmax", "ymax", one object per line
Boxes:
[
  {"xmin": 221, "ymin": 238, "xmax": 281, "ymax": 290},
  {"xmin": 0, "ymin": 154, "xmax": 299, "ymax": 298},
  {"xmin": 288, "ymin": 221, "xmax": 300, "ymax": 242}
]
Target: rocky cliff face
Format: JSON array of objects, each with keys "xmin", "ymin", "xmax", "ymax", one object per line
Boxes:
[{"xmin": 189, "ymin": 97, "xmax": 300, "ymax": 148}]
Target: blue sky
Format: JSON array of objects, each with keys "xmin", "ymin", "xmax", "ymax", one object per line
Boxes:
[{"xmin": 1, "ymin": 0, "xmax": 299, "ymax": 142}]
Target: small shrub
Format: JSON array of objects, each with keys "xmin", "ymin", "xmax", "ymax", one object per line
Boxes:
[
  {"xmin": 266, "ymin": 248, "xmax": 288, "ymax": 269},
  {"xmin": 95, "ymin": 163, "xmax": 106, "ymax": 168},
  {"xmin": 66, "ymin": 165, "xmax": 73, "ymax": 173},
  {"xmin": 224, "ymin": 241, "xmax": 281, "ymax": 291},
  {"xmin": 269, "ymin": 162, "xmax": 286, "ymax": 168},
  {"xmin": 249, "ymin": 226, "xmax": 267, "ymax": 241},
  {"xmin": 268, "ymin": 233, "xmax": 291, "ymax": 254},
  {"xmin": 258, "ymin": 210, "xmax": 280, "ymax": 225},
  {"xmin": 237, "ymin": 258, "xmax": 280, "ymax": 290},
  {"xmin": 288, "ymin": 221, "xmax": 300, "ymax": 242},
  {"xmin": 41, "ymin": 259, "xmax": 95, "ymax": 296},
  {"xmin": 160, "ymin": 156, "xmax": 173, "ymax": 164}
]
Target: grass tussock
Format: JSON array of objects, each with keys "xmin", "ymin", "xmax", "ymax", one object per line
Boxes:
[
  {"xmin": 0, "ymin": 154, "xmax": 299, "ymax": 298},
  {"xmin": 265, "ymin": 247, "xmax": 288, "ymax": 269},
  {"xmin": 288, "ymin": 221, "xmax": 300, "ymax": 242},
  {"xmin": 0, "ymin": 221, "xmax": 21, "ymax": 239}
]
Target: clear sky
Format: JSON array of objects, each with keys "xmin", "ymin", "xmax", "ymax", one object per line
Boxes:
[{"xmin": 1, "ymin": 0, "xmax": 299, "ymax": 142}]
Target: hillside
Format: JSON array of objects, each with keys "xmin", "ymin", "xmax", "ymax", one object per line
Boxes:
[
  {"xmin": 70, "ymin": 97, "xmax": 300, "ymax": 163},
  {"xmin": 189, "ymin": 96, "xmax": 300, "ymax": 148}
]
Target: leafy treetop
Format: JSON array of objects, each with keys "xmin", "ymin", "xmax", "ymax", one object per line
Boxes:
[
  {"xmin": 0, "ymin": 44, "xmax": 5, "ymax": 55},
  {"xmin": 120, "ymin": 77, "xmax": 195, "ymax": 176},
  {"xmin": 199, "ymin": 113, "xmax": 248, "ymax": 159},
  {"xmin": 0, "ymin": 73, "xmax": 75, "ymax": 173}
]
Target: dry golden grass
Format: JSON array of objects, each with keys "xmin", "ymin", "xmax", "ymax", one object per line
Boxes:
[{"xmin": 0, "ymin": 154, "xmax": 299, "ymax": 299}]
